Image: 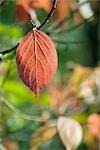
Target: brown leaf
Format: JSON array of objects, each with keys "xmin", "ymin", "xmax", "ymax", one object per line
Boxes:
[
  {"xmin": 30, "ymin": 0, "xmax": 51, "ymax": 12},
  {"xmin": 16, "ymin": 0, "xmax": 30, "ymax": 24},
  {"xmin": 30, "ymin": 0, "xmax": 69, "ymax": 20},
  {"xmin": 16, "ymin": 0, "xmax": 51, "ymax": 24},
  {"xmin": 87, "ymin": 113, "xmax": 100, "ymax": 138},
  {"xmin": 33, "ymin": 0, "xmax": 70, "ymax": 20},
  {"xmin": 16, "ymin": 28, "xmax": 58, "ymax": 96},
  {"xmin": 2, "ymin": 140, "xmax": 19, "ymax": 150},
  {"xmin": 16, "ymin": 5, "xmax": 30, "ymax": 24},
  {"xmin": 69, "ymin": 64, "xmax": 92, "ymax": 86},
  {"xmin": 30, "ymin": 125, "xmax": 57, "ymax": 150},
  {"xmin": 54, "ymin": 0, "xmax": 70, "ymax": 20},
  {"xmin": 16, "ymin": 0, "xmax": 30, "ymax": 12}
]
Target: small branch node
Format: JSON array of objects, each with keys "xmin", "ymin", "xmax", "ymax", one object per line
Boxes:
[{"xmin": 30, "ymin": 19, "xmax": 36, "ymax": 28}]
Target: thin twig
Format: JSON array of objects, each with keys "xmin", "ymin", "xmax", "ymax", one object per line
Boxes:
[
  {"xmin": 0, "ymin": 43, "xmax": 19, "ymax": 55},
  {"xmin": 51, "ymin": 15, "xmax": 94, "ymax": 35},
  {"xmin": 0, "ymin": 16, "xmax": 92, "ymax": 56},
  {"xmin": 47, "ymin": 13, "xmax": 72, "ymax": 33},
  {"xmin": 0, "ymin": 0, "xmax": 92, "ymax": 55},
  {"xmin": 37, "ymin": 0, "xmax": 57, "ymax": 30},
  {"xmin": 0, "ymin": 39, "xmax": 88, "ymax": 57},
  {"xmin": 30, "ymin": 19, "xmax": 36, "ymax": 27},
  {"xmin": 0, "ymin": 87, "xmax": 44, "ymax": 122},
  {"xmin": 53, "ymin": 39, "xmax": 89, "ymax": 45},
  {"xmin": 0, "ymin": 96, "xmax": 44, "ymax": 122},
  {"xmin": 1, "ymin": 61, "xmax": 12, "ymax": 88},
  {"xmin": 47, "ymin": 0, "xmax": 91, "ymax": 34}
]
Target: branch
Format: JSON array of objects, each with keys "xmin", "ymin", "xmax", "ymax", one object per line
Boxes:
[
  {"xmin": 0, "ymin": 39, "xmax": 89, "ymax": 57},
  {"xmin": 0, "ymin": 0, "xmax": 57, "ymax": 55},
  {"xmin": 53, "ymin": 39, "xmax": 89, "ymax": 45},
  {"xmin": 37, "ymin": 0, "xmax": 57, "ymax": 29},
  {"xmin": 51, "ymin": 15, "xmax": 95, "ymax": 35},
  {"xmin": 0, "ymin": 94, "xmax": 44, "ymax": 122},
  {"xmin": 47, "ymin": 0, "xmax": 91, "ymax": 34},
  {"xmin": 0, "ymin": 0, "xmax": 92, "ymax": 55},
  {"xmin": 0, "ymin": 43, "xmax": 19, "ymax": 55}
]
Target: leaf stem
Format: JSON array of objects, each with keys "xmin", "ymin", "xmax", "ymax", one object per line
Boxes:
[
  {"xmin": 37, "ymin": 0, "xmax": 57, "ymax": 30},
  {"xmin": 30, "ymin": 19, "xmax": 36, "ymax": 27}
]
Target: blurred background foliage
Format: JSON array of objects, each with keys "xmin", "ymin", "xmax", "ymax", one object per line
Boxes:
[{"xmin": 0, "ymin": 0, "xmax": 100, "ymax": 150}]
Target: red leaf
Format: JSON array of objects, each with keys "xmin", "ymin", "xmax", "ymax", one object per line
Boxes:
[
  {"xmin": 16, "ymin": 0, "xmax": 30, "ymax": 24},
  {"xmin": 16, "ymin": 0, "xmax": 30, "ymax": 12},
  {"xmin": 30, "ymin": 0, "xmax": 51, "ymax": 12},
  {"xmin": 16, "ymin": 5, "xmax": 30, "ymax": 24},
  {"xmin": 16, "ymin": 28, "xmax": 58, "ymax": 96}
]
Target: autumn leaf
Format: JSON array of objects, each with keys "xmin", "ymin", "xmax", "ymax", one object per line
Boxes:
[
  {"xmin": 16, "ymin": 0, "xmax": 50, "ymax": 24},
  {"xmin": 15, "ymin": 0, "xmax": 74, "ymax": 26},
  {"xmin": 30, "ymin": 125, "xmax": 57, "ymax": 150},
  {"xmin": 16, "ymin": 28, "xmax": 58, "ymax": 96},
  {"xmin": 30, "ymin": 0, "xmax": 51, "ymax": 12},
  {"xmin": 87, "ymin": 113, "xmax": 100, "ymax": 138},
  {"xmin": 16, "ymin": 5, "xmax": 30, "ymax": 24},
  {"xmin": 54, "ymin": 0, "xmax": 70, "ymax": 20},
  {"xmin": 2, "ymin": 140, "xmax": 19, "ymax": 150},
  {"xmin": 32, "ymin": 0, "xmax": 70, "ymax": 20},
  {"xmin": 57, "ymin": 117, "xmax": 83, "ymax": 150},
  {"xmin": 16, "ymin": 0, "xmax": 30, "ymax": 12},
  {"xmin": 16, "ymin": 0, "xmax": 30, "ymax": 24},
  {"xmin": 16, "ymin": 0, "xmax": 40, "ymax": 25}
]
